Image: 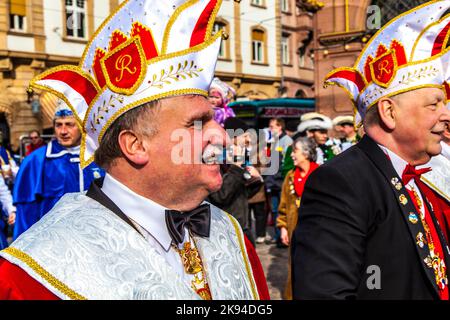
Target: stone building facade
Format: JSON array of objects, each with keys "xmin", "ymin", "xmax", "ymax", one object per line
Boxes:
[
  {"xmin": 0, "ymin": 0, "xmax": 120, "ymax": 150},
  {"xmin": 0, "ymin": 0, "xmax": 320, "ymax": 149},
  {"xmin": 314, "ymin": 0, "xmax": 429, "ymax": 119},
  {"xmin": 280, "ymin": 0, "xmax": 315, "ymax": 98}
]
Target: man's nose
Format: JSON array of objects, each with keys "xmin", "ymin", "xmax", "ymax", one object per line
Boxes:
[{"xmin": 442, "ymin": 104, "xmax": 450, "ymax": 123}]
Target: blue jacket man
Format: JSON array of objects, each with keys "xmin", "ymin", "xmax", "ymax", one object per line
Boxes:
[{"xmin": 13, "ymin": 102, "xmax": 104, "ymax": 239}]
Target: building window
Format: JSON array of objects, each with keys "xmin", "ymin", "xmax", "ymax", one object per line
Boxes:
[
  {"xmin": 65, "ymin": 0, "xmax": 87, "ymax": 39},
  {"xmin": 282, "ymin": 35, "xmax": 290, "ymax": 65},
  {"xmin": 298, "ymin": 42, "xmax": 306, "ymax": 67},
  {"xmin": 281, "ymin": 0, "xmax": 290, "ymax": 13},
  {"xmin": 213, "ymin": 21, "xmax": 228, "ymax": 59},
  {"xmin": 251, "ymin": 0, "xmax": 264, "ymax": 7},
  {"xmin": 252, "ymin": 29, "xmax": 265, "ymax": 63},
  {"xmin": 9, "ymin": 0, "xmax": 27, "ymax": 32}
]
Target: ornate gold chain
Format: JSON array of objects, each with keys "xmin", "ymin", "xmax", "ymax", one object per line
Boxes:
[
  {"xmin": 411, "ymin": 185, "xmax": 448, "ymax": 290},
  {"xmin": 172, "ymin": 233, "xmax": 212, "ymax": 300}
]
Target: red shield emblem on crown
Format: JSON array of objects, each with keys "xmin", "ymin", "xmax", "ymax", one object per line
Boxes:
[
  {"xmin": 369, "ymin": 50, "xmax": 398, "ymax": 88},
  {"xmin": 101, "ymin": 37, "xmax": 147, "ymax": 95}
]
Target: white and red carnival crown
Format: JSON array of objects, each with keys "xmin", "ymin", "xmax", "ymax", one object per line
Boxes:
[
  {"xmin": 30, "ymin": 0, "xmax": 224, "ymax": 167},
  {"xmin": 324, "ymin": 0, "xmax": 450, "ymax": 127}
]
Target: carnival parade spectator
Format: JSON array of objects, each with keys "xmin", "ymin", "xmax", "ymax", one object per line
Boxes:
[
  {"xmin": 298, "ymin": 112, "xmax": 340, "ymax": 165},
  {"xmin": 277, "ymin": 136, "xmax": 318, "ymax": 299},
  {"xmin": 25, "ymin": 130, "xmax": 46, "ymax": 156},
  {"xmin": 208, "ymin": 117, "xmax": 263, "ymax": 246},
  {"xmin": 332, "ymin": 115, "xmax": 361, "ymax": 152},
  {"xmin": 0, "ymin": 175, "xmax": 15, "ymax": 250},
  {"xmin": 208, "ymin": 77, "xmax": 236, "ymax": 127},
  {"xmin": 264, "ymin": 118, "xmax": 292, "ymax": 247}
]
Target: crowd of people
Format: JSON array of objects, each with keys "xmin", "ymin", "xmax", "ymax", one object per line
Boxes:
[{"xmin": 0, "ymin": 0, "xmax": 448, "ymax": 301}]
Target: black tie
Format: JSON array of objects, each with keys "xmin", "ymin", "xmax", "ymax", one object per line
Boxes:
[{"xmin": 165, "ymin": 204, "xmax": 211, "ymax": 245}]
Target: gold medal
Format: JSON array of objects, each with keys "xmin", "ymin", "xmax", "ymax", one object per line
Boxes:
[
  {"xmin": 173, "ymin": 237, "xmax": 213, "ymax": 300},
  {"xmin": 175, "ymin": 242, "xmax": 203, "ymax": 274},
  {"xmin": 399, "ymin": 194, "xmax": 408, "ymax": 205}
]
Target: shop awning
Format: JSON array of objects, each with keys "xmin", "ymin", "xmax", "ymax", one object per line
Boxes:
[{"xmin": 10, "ymin": 0, "xmax": 26, "ymax": 16}]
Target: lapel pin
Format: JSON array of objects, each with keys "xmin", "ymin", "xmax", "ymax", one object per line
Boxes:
[
  {"xmin": 399, "ymin": 194, "xmax": 408, "ymax": 205},
  {"xmin": 416, "ymin": 232, "xmax": 425, "ymax": 248},
  {"xmin": 409, "ymin": 212, "xmax": 418, "ymax": 224}
]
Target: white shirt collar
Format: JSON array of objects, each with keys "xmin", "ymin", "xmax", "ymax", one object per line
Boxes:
[
  {"xmin": 46, "ymin": 140, "xmax": 80, "ymax": 158},
  {"xmin": 441, "ymin": 141, "xmax": 450, "ymax": 160},
  {"xmin": 101, "ymin": 173, "xmax": 173, "ymax": 251},
  {"xmin": 377, "ymin": 144, "xmax": 408, "ymax": 178}
]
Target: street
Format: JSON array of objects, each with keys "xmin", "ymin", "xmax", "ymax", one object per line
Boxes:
[{"xmin": 254, "ymin": 229, "xmax": 289, "ymax": 300}]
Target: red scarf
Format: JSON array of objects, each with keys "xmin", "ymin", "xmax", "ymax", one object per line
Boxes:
[{"xmin": 293, "ymin": 162, "xmax": 319, "ymax": 197}]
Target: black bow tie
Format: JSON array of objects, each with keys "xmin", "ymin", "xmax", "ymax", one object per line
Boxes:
[{"xmin": 165, "ymin": 204, "xmax": 211, "ymax": 245}]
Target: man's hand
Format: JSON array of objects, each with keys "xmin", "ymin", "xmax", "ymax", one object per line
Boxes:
[
  {"xmin": 280, "ymin": 227, "xmax": 289, "ymax": 246},
  {"xmin": 246, "ymin": 166, "xmax": 262, "ymax": 180}
]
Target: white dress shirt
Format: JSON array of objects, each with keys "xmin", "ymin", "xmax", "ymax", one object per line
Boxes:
[
  {"xmin": 378, "ymin": 145, "xmax": 426, "ymax": 217},
  {"xmin": 101, "ymin": 173, "xmax": 197, "ymax": 287}
]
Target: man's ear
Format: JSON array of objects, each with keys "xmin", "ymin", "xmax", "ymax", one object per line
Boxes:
[
  {"xmin": 377, "ymin": 97, "xmax": 396, "ymax": 130},
  {"xmin": 118, "ymin": 130, "xmax": 149, "ymax": 166}
]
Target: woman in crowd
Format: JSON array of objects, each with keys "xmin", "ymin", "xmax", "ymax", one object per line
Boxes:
[{"xmin": 277, "ymin": 136, "xmax": 318, "ymax": 299}]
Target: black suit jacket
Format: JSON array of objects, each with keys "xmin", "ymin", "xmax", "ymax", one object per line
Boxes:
[{"xmin": 291, "ymin": 135, "xmax": 450, "ymax": 300}]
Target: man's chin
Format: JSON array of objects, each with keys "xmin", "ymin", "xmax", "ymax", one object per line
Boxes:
[
  {"xmin": 204, "ymin": 166, "xmax": 223, "ymax": 193},
  {"xmin": 427, "ymin": 144, "xmax": 443, "ymax": 158},
  {"xmin": 58, "ymin": 139, "xmax": 78, "ymax": 148}
]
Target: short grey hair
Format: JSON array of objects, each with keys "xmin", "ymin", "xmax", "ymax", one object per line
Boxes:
[
  {"xmin": 293, "ymin": 136, "xmax": 317, "ymax": 162},
  {"xmin": 94, "ymin": 100, "xmax": 160, "ymax": 170}
]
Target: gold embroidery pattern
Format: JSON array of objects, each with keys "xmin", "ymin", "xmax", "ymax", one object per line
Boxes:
[
  {"xmin": 226, "ymin": 214, "xmax": 260, "ymax": 300},
  {"xmin": 148, "ymin": 61, "xmax": 204, "ymax": 89},
  {"xmin": 2, "ymin": 247, "xmax": 87, "ymax": 300},
  {"xmin": 89, "ymin": 95, "xmax": 124, "ymax": 133},
  {"xmin": 362, "ymin": 86, "xmax": 384, "ymax": 107},
  {"xmin": 369, "ymin": 50, "xmax": 398, "ymax": 88},
  {"xmin": 399, "ymin": 66, "xmax": 439, "ymax": 86},
  {"xmin": 100, "ymin": 37, "xmax": 148, "ymax": 96},
  {"xmin": 411, "ymin": 186, "xmax": 449, "ymax": 291},
  {"xmin": 421, "ymin": 176, "xmax": 450, "ymax": 203}
]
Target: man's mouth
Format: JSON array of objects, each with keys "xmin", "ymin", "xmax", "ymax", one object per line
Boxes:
[
  {"xmin": 202, "ymin": 144, "xmax": 223, "ymax": 165},
  {"xmin": 431, "ymin": 129, "xmax": 444, "ymax": 136}
]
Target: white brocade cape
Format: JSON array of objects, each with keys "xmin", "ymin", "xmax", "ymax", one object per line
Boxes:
[
  {"xmin": 420, "ymin": 154, "xmax": 450, "ymax": 203},
  {"xmin": 0, "ymin": 193, "xmax": 259, "ymax": 300}
]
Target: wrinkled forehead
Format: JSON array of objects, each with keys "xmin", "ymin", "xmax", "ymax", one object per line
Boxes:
[
  {"xmin": 391, "ymin": 87, "xmax": 445, "ymax": 103},
  {"xmin": 54, "ymin": 116, "xmax": 77, "ymax": 124}
]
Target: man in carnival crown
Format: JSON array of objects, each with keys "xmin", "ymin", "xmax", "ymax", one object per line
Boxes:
[
  {"xmin": 292, "ymin": 0, "xmax": 450, "ymax": 299},
  {"xmin": 0, "ymin": 0, "xmax": 269, "ymax": 300}
]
